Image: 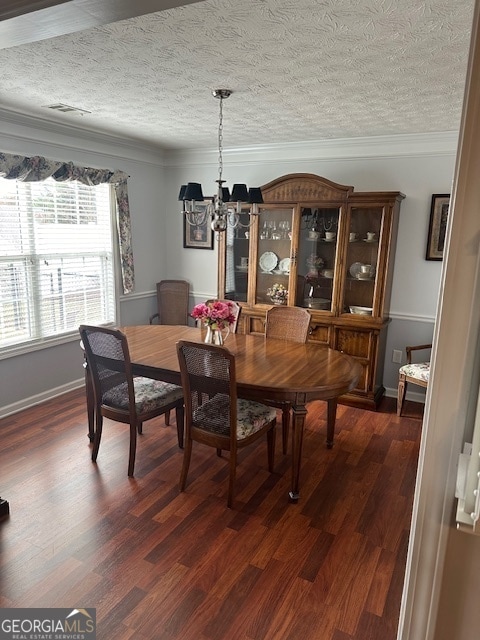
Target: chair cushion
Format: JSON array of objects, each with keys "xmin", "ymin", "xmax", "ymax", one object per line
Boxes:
[
  {"xmin": 399, "ymin": 362, "xmax": 430, "ymax": 382},
  {"xmin": 102, "ymin": 376, "xmax": 183, "ymax": 413},
  {"xmin": 193, "ymin": 394, "xmax": 277, "ymax": 439}
]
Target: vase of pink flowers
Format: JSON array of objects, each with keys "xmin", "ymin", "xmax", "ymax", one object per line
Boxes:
[{"xmin": 191, "ymin": 300, "xmax": 237, "ymax": 345}]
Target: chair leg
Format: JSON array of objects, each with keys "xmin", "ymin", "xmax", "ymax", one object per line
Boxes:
[
  {"xmin": 397, "ymin": 375, "xmax": 407, "ymax": 417},
  {"xmin": 216, "ymin": 448, "xmax": 222, "ymax": 457},
  {"xmin": 128, "ymin": 423, "xmax": 138, "ymax": 477},
  {"xmin": 281, "ymin": 406, "xmax": 290, "ymax": 454},
  {"xmin": 267, "ymin": 426, "xmax": 276, "ymax": 472},
  {"xmin": 175, "ymin": 405, "xmax": 184, "ymax": 448},
  {"xmin": 165, "ymin": 409, "xmax": 171, "ymax": 426},
  {"xmin": 180, "ymin": 437, "xmax": 193, "ymax": 492},
  {"xmin": 137, "ymin": 422, "xmax": 143, "ymax": 435},
  {"xmin": 91, "ymin": 413, "xmax": 103, "ymax": 462},
  {"xmin": 227, "ymin": 448, "xmax": 237, "ymax": 509}
]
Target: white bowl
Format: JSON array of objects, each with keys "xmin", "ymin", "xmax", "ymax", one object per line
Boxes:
[{"xmin": 349, "ymin": 305, "xmax": 373, "ymax": 315}]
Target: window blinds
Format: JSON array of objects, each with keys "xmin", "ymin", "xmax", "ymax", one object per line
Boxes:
[{"xmin": 0, "ymin": 177, "xmax": 115, "ymax": 351}]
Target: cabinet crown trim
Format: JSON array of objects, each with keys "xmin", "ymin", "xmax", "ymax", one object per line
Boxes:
[{"xmin": 261, "ymin": 173, "xmax": 354, "ymax": 203}]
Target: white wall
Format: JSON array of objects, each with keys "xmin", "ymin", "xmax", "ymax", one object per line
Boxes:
[
  {"xmin": 165, "ymin": 134, "xmax": 457, "ymax": 394},
  {"xmin": 0, "ymin": 109, "xmax": 457, "ymax": 416}
]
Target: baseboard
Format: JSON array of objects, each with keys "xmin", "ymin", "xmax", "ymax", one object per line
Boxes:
[
  {"xmin": 384, "ymin": 386, "xmax": 427, "ymax": 404},
  {"xmin": 0, "ymin": 378, "xmax": 84, "ymax": 419}
]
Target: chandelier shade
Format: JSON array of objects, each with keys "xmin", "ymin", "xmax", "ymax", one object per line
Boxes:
[
  {"xmin": 230, "ymin": 183, "xmax": 249, "ymax": 202},
  {"xmin": 180, "ymin": 89, "xmax": 263, "ymax": 233}
]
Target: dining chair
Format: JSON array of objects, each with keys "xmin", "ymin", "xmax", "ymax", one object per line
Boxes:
[
  {"xmin": 397, "ymin": 343, "xmax": 432, "ymax": 416},
  {"xmin": 176, "ymin": 340, "xmax": 277, "ymax": 508},
  {"xmin": 205, "ymin": 299, "xmax": 242, "ymax": 333},
  {"xmin": 264, "ymin": 306, "xmax": 311, "ymax": 454},
  {"xmin": 79, "ymin": 324, "xmax": 184, "ymax": 477},
  {"xmin": 149, "ymin": 279, "xmax": 189, "ymax": 426},
  {"xmin": 149, "ymin": 279, "xmax": 190, "ymax": 325}
]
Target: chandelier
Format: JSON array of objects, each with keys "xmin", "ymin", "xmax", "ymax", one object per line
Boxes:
[{"xmin": 179, "ymin": 89, "xmax": 263, "ymax": 232}]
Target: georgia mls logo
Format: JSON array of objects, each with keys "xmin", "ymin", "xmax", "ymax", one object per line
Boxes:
[{"xmin": 0, "ymin": 607, "xmax": 96, "ymax": 639}]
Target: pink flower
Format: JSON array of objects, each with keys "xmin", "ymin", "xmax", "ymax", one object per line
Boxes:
[{"xmin": 191, "ymin": 300, "xmax": 236, "ymax": 330}]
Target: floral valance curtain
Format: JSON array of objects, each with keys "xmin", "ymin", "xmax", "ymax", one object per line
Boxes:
[{"xmin": 0, "ymin": 152, "xmax": 134, "ymax": 293}]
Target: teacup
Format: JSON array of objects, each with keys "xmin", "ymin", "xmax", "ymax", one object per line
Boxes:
[
  {"xmin": 241, "ymin": 257, "xmax": 249, "ymax": 268},
  {"xmin": 325, "ymin": 231, "xmax": 336, "ymax": 241},
  {"xmin": 361, "ymin": 264, "xmax": 372, "ymax": 275},
  {"xmin": 349, "ymin": 232, "xmax": 357, "ymax": 242},
  {"xmin": 366, "ymin": 232, "xmax": 376, "ymax": 242},
  {"xmin": 308, "ymin": 230, "xmax": 320, "ymax": 240}
]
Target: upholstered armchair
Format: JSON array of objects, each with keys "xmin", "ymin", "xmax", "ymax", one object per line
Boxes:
[{"xmin": 397, "ymin": 344, "xmax": 432, "ymax": 416}]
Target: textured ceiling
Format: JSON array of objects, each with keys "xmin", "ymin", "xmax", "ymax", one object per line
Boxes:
[{"xmin": 0, "ymin": 0, "xmax": 474, "ymax": 150}]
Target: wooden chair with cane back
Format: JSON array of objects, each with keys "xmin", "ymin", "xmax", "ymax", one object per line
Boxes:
[
  {"xmin": 264, "ymin": 305, "xmax": 311, "ymax": 454},
  {"xmin": 176, "ymin": 340, "xmax": 277, "ymax": 508}
]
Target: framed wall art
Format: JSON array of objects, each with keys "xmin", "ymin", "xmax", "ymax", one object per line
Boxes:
[
  {"xmin": 426, "ymin": 194, "xmax": 450, "ymax": 261},
  {"xmin": 183, "ymin": 206, "xmax": 214, "ymax": 250}
]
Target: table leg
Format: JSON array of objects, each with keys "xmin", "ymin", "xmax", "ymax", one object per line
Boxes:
[
  {"xmin": 289, "ymin": 403, "xmax": 307, "ymax": 502},
  {"xmin": 83, "ymin": 360, "xmax": 95, "ymax": 442},
  {"xmin": 326, "ymin": 398, "xmax": 338, "ymax": 449},
  {"xmin": 0, "ymin": 496, "xmax": 10, "ymax": 520}
]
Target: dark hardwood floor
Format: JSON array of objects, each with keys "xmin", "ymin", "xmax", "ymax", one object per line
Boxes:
[{"xmin": 0, "ymin": 389, "xmax": 423, "ymax": 639}]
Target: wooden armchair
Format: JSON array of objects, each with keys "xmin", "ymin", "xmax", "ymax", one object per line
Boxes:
[{"xmin": 397, "ymin": 344, "xmax": 432, "ymax": 416}]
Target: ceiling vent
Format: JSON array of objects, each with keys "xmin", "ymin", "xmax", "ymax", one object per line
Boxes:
[{"xmin": 43, "ymin": 103, "xmax": 91, "ymax": 115}]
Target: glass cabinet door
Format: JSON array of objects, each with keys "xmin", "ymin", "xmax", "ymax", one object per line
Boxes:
[
  {"xmin": 255, "ymin": 207, "xmax": 294, "ymax": 305},
  {"xmin": 297, "ymin": 206, "xmax": 340, "ymax": 312},
  {"xmin": 342, "ymin": 205, "xmax": 383, "ymax": 316},
  {"xmin": 225, "ymin": 211, "xmax": 251, "ymax": 302}
]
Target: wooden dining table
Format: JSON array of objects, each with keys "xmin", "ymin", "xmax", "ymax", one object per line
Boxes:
[{"xmin": 88, "ymin": 324, "xmax": 360, "ymax": 502}]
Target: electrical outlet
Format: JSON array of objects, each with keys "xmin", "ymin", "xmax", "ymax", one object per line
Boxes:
[{"xmin": 392, "ymin": 349, "xmax": 403, "ymax": 364}]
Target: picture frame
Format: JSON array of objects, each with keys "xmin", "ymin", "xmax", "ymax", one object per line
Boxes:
[
  {"xmin": 183, "ymin": 205, "xmax": 214, "ymax": 250},
  {"xmin": 426, "ymin": 194, "xmax": 450, "ymax": 261}
]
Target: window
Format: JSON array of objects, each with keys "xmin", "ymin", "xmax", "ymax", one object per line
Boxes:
[{"xmin": 0, "ymin": 177, "xmax": 115, "ymax": 352}]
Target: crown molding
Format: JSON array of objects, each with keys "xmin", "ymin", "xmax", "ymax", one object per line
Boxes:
[
  {"xmin": 0, "ymin": 104, "xmax": 459, "ymax": 168},
  {"xmin": 0, "ymin": 106, "xmax": 165, "ymax": 164},
  {"xmin": 166, "ymin": 131, "xmax": 460, "ymax": 168}
]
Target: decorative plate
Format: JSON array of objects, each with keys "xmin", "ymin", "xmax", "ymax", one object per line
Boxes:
[
  {"xmin": 349, "ymin": 262, "xmax": 363, "ymax": 278},
  {"xmin": 279, "ymin": 257, "xmax": 291, "ymax": 273},
  {"xmin": 259, "ymin": 251, "xmax": 278, "ymax": 272}
]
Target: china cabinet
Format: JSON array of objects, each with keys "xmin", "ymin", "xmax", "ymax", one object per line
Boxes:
[{"xmin": 217, "ymin": 173, "xmax": 404, "ymax": 408}]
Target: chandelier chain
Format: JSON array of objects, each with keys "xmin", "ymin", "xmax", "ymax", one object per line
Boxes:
[{"xmin": 218, "ymin": 95, "xmax": 224, "ymax": 185}]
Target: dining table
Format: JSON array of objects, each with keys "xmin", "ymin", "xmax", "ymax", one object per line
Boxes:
[{"xmin": 85, "ymin": 324, "xmax": 361, "ymax": 501}]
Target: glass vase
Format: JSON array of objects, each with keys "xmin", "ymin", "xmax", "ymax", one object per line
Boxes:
[{"xmin": 204, "ymin": 325, "xmax": 224, "ymax": 345}]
